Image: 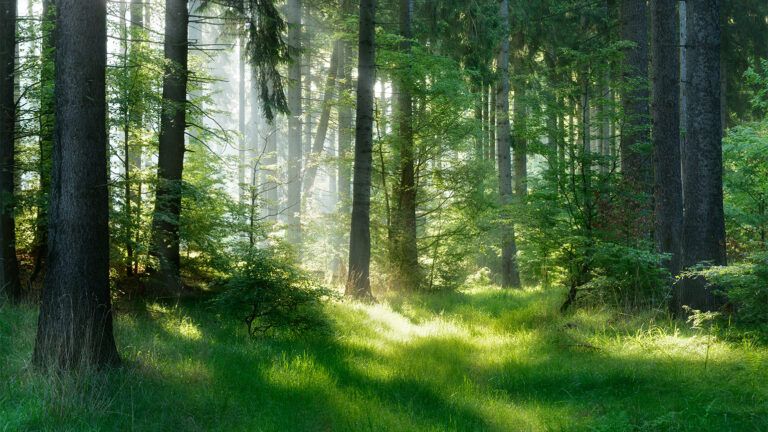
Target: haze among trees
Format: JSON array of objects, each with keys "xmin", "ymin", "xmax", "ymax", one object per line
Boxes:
[{"xmin": 1, "ymin": 0, "xmax": 767, "ymax": 430}]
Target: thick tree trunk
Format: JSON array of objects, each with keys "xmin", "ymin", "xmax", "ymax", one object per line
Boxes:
[
  {"xmin": 286, "ymin": 0, "xmax": 303, "ymax": 245},
  {"xmin": 346, "ymin": 0, "xmax": 376, "ymax": 299},
  {"xmin": 619, "ymin": 0, "xmax": 652, "ymax": 238},
  {"xmin": 679, "ymin": 0, "xmax": 727, "ymax": 312},
  {"xmin": 150, "ymin": 0, "xmax": 188, "ymax": 292},
  {"xmin": 302, "ymin": 41, "xmax": 341, "ymax": 196},
  {"xmin": 651, "ymin": 0, "xmax": 683, "ymax": 279},
  {"xmin": 31, "ymin": 0, "xmax": 55, "ymax": 283},
  {"xmin": 390, "ymin": 0, "xmax": 420, "ymax": 290},
  {"xmin": 496, "ymin": 0, "xmax": 521, "ymax": 289},
  {"xmin": 0, "ymin": 0, "xmax": 21, "ymax": 301},
  {"xmin": 33, "ymin": 0, "xmax": 119, "ymax": 368}
]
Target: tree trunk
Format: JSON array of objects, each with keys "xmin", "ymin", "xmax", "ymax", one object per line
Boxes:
[
  {"xmin": 651, "ymin": 0, "xmax": 683, "ymax": 279},
  {"xmin": 346, "ymin": 0, "xmax": 376, "ymax": 299},
  {"xmin": 335, "ymin": 32, "xmax": 353, "ymax": 283},
  {"xmin": 150, "ymin": 0, "xmax": 188, "ymax": 292},
  {"xmin": 127, "ymin": 0, "xmax": 145, "ymax": 276},
  {"xmin": 512, "ymin": 35, "xmax": 527, "ymax": 198},
  {"xmin": 33, "ymin": 0, "xmax": 119, "ymax": 368},
  {"xmin": 31, "ymin": 0, "xmax": 55, "ymax": 283},
  {"xmin": 679, "ymin": 0, "xmax": 727, "ymax": 313},
  {"xmin": 390, "ymin": 0, "xmax": 420, "ymax": 290},
  {"xmin": 286, "ymin": 0, "xmax": 303, "ymax": 245},
  {"xmin": 239, "ymin": 35, "xmax": 247, "ymax": 204},
  {"xmin": 302, "ymin": 41, "xmax": 341, "ymax": 196},
  {"xmin": 0, "ymin": 0, "xmax": 21, "ymax": 301},
  {"xmin": 619, "ymin": 0, "xmax": 652, "ymax": 238},
  {"xmin": 496, "ymin": 0, "xmax": 521, "ymax": 289}
]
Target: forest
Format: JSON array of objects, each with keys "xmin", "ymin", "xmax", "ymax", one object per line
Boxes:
[{"xmin": 1, "ymin": 0, "xmax": 767, "ymax": 430}]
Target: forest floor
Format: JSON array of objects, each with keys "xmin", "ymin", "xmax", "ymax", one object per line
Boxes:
[{"xmin": 1, "ymin": 285, "xmax": 767, "ymax": 431}]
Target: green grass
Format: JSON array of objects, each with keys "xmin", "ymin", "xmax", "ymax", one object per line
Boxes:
[{"xmin": 1, "ymin": 285, "xmax": 767, "ymax": 431}]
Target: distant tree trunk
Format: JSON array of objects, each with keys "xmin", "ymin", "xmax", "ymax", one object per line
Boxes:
[
  {"xmin": 346, "ymin": 0, "xmax": 376, "ymax": 299},
  {"xmin": 496, "ymin": 0, "xmax": 521, "ymax": 289},
  {"xmin": 651, "ymin": 0, "xmax": 683, "ymax": 279},
  {"xmin": 0, "ymin": 0, "xmax": 21, "ymax": 301},
  {"xmin": 335, "ymin": 31, "xmax": 353, "ymax": 283},
  {"xmin": 679, "ymin": 0, "xmax": 687, "ymax": 136},
  {"xmin": 150, "ymin": 0, "xmax": 188, "ymax": 292},
  {"xmin": 33, "ymin": 0, "xmax": 119, "ymax": 368},
  {"xmin": 481, "ymin": 82, "xmax": 488, "ymax": 160},
  {"xmin": 239, "ymin": 35, "xmax": 247, "ymax": 204},
  {"xmin": 619, "ymin": 0, "xmax": 652, "ymax": 238},
  {"xmin": 31, "ymin": 0, "xmax": 55, "ymax": 283},
  {"xmin": 127, "ymin": 0, "xmax": 145, "ymax": 276},
  {"xmin": 679, "ymin": 0, "xmax": 726, "ymax": 312},
  {"xmin": 489, "ymin": 84, "xmax": 496, "ymax": 163},
  {"xmin": 511, "ymin": 34, "xmax": 527, "ymax": 198},
  {"xmin": 303, "ymin": 41, "xmax": 341, "ymax": 196},
  {"xmin": 264, "ymin": 118, "xmax": 279, "ymax": 221},
  {"xmin": 286, "ymin": 0, "xmax": 303, "ymax": 245},
  {"xmin": 390, "ymin": 0, "xmax": 420, "ymax": 290}
]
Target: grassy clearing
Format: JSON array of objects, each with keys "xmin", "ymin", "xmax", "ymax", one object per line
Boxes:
[{"xmin": 1, "ymin": 286, "xmax": 767, "ymax": 431}]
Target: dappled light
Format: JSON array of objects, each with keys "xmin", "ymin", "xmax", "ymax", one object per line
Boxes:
[{"xmin": 3, "ymin": 286, "xmax": 767, "ymax": 430}]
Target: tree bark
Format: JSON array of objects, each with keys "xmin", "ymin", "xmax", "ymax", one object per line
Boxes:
[
  {"xmin": 679, "ymin": 0, "xmax": 727, "ymax": 312},
  {"xmin": 31, "ymin": 0, "xmax": 55, "ymax": 283},
  {"xmin": 496, "ymin": 0, "xmax": 521, "ymax": 289},
  {"xmin": 33, "ymin": 0, "xmax": 119, "ymax": 368},
  {"xmin": 651, "ymin": 0, "xmax": 683, "ymax": 279},
  {"xmin": 150, "ymin": 0, "xmax": 188, "ymax": 292},
  {"xmin": 239, "ymin": 35, "xmax": 247, "ymax": 204},
  {"xmin": 0, "ymin": 0, "xmax": 21, "ymax": 301},
  {"xmin": 390, "ymin": 0, "xmax": 420, "ymax": 290},
  {"xmin": 346, "ymin": 0, "xmax": 376, "ymax": 299},
  {"xmin": 286, "ymin": 0, "xmax": 303, "ymax": 245}
]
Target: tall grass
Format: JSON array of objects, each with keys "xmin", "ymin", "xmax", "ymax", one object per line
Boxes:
[{"xmin": 1, "ymin": 286, "xmax": 767, "ymax": 431}]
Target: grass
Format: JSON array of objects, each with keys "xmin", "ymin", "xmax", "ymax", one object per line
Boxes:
[{"xmin": 1, "ymin": 285, "xmax": 767, "ymax": 431}]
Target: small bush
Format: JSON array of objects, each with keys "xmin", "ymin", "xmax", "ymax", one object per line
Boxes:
[
  {"xmin": 559, "ymin": 238, "xmax": 670, "ymax": 310},
  {"xmin": 685, "ymin": 253, "xmax": 768, "ymax": 325},
  {"xmin": 211, "ymin": 248, "xmax": 336, "ymax": 336}
]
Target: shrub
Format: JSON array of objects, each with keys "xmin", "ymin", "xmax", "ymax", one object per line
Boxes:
[
  {"xmin": 685, "ymin": 253, "xmax": 768, "ymax": 325},
  {"xmin": 211, "ymin": 248, "xmax": 336, "ymax": 336}
]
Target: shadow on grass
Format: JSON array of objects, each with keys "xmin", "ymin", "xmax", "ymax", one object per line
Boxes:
[{"xmin": 3, "ymin": 290, "xmax": 767, "ymax": 431}]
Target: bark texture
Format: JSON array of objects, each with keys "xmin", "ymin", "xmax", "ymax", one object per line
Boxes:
[
  {"xmin": 390, "ymin": 0, "xmax": 420, "ymax": 290},
  {"xmin": 0, "ymin": 0, "xmax": 20, "ymax": 301},
  {"xmin": 346, "ymin": 0, "xmax": 376, "ymax": 299},
  {"xmin": 151, "ymin": 0, "xmax": 188, "ymax": 292},
  {"xmin": 496, "ymin": 0, "xmax": 521, "ymax": 289},
  {"xmin": 651, "ymin": 0, "xmax": 683, "ymax": 277},
  {"xmin": 679, "ymin": 0, "xmax": 727, "ymax": 312},
  {"xmin": 33, "ymin": 0, "xmax": 119, "ymax": 368},
  {"xmin": 286, "ymin": 0, "xmax": 303, "ymax": 245}
]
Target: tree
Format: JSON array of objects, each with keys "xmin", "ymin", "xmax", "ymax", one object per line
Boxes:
[
  {"xmin": 286, "ymin": 0, "xmax": 303, "ymax": 245},
  {"xmin": 150, "ymin": 0, "xmax": 189, "ymax": 292},
  {"xmin": 390, "ymin": 0, "xmax": 420, "ymax": 290},
  {"xmin": 679, "ymin": 0, "xmax": 727, "ymax": 312},
  {"xmin": 33, "ymin": 0, "xmax": 119, "ymax": 368},
  {"xmin": 496, "ymin": 0, "xmax": 521, "ymax": 288},
  {"xmin": 619, "ymin": 0, "xmax": 652, "ymax": 238},
  {"xmin": 346, "ymin": 0, "xmax": 376, "ymax": 299},
  {"xmin": 651, "ymin": 0, "xmax": 683, "ymax": 278},
  {"xmin": 302, "ymin": 41, "xmax": 341, "ymax": 196},
  {"xmin": 31, "ymin": 0, "xmax": 55, "ymax": 283},
  {"xmin": 0, "ymin": 0, "xmax": 21, "ymax": 302}
]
